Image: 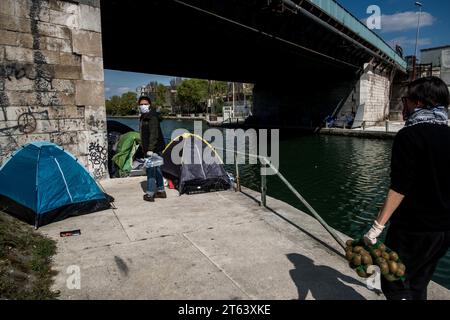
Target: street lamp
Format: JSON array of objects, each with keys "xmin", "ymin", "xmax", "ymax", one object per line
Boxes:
[
  {"xmin": 414, "ymin": 2, "xmax": 423, "ymax": 59},
  {"xmin": 413, "ymin": 1, "xmax": 423, "ymax": 79}
]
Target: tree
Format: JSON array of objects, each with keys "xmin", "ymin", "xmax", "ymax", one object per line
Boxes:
[
  {"xmin": 105, "ymin": 95, "xmax": 121, "ymax": 115},
  {"xmin": 155, "ymin": 84, "xmax": 168, "ymax": 107},
  {"xmin": 119, "ymin": 91, "xmax": 138, "ymax": 115},
  {"xmin": 170, "ymin": 77, "xmax": 183, "ymax": 90},
  {"xmin": 176, "ymin": 79, "xmax": 209, "ymax": 114},
  {"xmin": 105, "ymin": 92, "xmax": 138, "ymax": 116}
]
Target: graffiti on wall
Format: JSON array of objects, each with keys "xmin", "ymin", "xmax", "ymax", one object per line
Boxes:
[{"xmin": 88, "ymin": 141, "xmax": 108, "ymax": 179}]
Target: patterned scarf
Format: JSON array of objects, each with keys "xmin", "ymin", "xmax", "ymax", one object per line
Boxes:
[{"xmin": 405, "ymin": 106, "xmax": 449, "ymax": 127}]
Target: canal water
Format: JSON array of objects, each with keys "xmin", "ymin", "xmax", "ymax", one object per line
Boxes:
[{"xmin": 110, "ymin": 117, "xmax": 450, "ymax": 290}]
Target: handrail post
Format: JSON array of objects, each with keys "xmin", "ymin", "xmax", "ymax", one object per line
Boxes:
[
  {"xmin": 260, "ymin": 162, "xmax": 267, "ymax": 207},
  {"xmin": 234, "ymin": 150, "xmax": 241, "ymax": 192}
]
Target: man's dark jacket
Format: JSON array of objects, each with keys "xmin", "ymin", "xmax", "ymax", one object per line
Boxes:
[{"xmin": 140, "ymin": 109, "xmax": 165, "ymax": 154}]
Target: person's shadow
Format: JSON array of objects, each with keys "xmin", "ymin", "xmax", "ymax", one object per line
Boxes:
[{"xmin": 287, "ymin": 253, "xmax": 367, "ymax": 300}]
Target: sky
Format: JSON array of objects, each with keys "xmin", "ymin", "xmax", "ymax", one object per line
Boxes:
[
  {"xmin": 104, "ymin": 0, "xmax": 450, "ymax": 98},
  {"xmin": 104, "ymin": 70, "xmax": 177, "ymax": 99},
  {"xmin": 338, "ymin": 0, "xmax": 450, "ymax": 54}
]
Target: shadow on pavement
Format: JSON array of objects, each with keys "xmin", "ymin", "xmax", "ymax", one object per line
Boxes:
[{"xmin": 287, "ymin": 253, "xmax": 367, "ymax": 300}]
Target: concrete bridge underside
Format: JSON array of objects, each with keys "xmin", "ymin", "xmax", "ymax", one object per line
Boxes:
[
  {"xmin": 101, "ymin": 0, "xmax": 404, "ymax": 127},
  {"xmin": 0, "ymin": 0, "xmax": 406, "ymax": 176},
  {"xmin": 102, "ymin": 1, "xmax": 362, "ymax": 82}
]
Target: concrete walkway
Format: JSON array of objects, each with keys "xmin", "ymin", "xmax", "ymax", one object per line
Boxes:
[{"xmin": 40, "ymin": 177, "xmax": 450, "ymax": 300}]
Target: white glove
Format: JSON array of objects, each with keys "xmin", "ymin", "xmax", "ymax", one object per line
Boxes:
[
  {"xmin": 364, "ymin": 220, "xmax": 385, "ymax": 246},
  {"xmin": 146, "ymin": 151, "xmax": 153, "ymax": 157}
]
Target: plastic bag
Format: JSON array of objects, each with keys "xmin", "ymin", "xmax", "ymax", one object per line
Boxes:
[{"xmin": 143, "ymin": 154, "xmax": 164, "ymax": 168}]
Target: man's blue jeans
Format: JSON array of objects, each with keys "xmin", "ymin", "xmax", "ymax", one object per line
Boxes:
[{"xmin": 146, "ymin": 166, "xmax": 164, "ymax": 196}]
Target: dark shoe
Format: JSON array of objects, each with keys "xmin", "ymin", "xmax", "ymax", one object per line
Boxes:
[
  {"xmin": 155, "ymin": 191, "xmax": 167, "ymax": 199},
  {"xmin": 143, "ymin": 194, "xmax": 155, "ymax": 202}
]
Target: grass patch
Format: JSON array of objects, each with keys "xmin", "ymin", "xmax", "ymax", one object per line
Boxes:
[{"xmin": 0, "ymin": 211, "xmax": 59, "ymax": 300}]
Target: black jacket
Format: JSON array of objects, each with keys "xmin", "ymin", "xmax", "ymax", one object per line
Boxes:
[
  {"xmin": 390, "ymin": 123, "xmax": 450, "ymax": 231},
  {"xmin": 140, "ymin": 109, "xmax": 165, "ymax": 154}
]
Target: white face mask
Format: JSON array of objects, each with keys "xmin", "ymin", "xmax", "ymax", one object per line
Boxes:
[{"xmin": 139, "ymin": 104, "xmax": 150, "ymax": 114}]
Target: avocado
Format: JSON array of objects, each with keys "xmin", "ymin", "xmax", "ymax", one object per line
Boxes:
[
  {"xmin": 362, "ymin": 254, "xmax": 373, "ymax": 266},
  {"xmin": 389, "ymin": 252, "xmax": 399, "ymax": 262},
  {"xmin": 356, "ymin": 269, "xmax": 369, "ymax": 278},
  {"xmin": 346, "ymin": 240, "xmax": 354, "ymax": 247},
  {"xmin": 371, "ymin": 249, "xmax": 382, "ymax": 258},
  {"xmin": 388, "ymin": 261, "xmax": 398, "ymax": 274},
  {"xmin": 353, "ymin": 246, "xmax": 364, "ymax": 254},
  {"xmin": 346, "ymin": 251, "xmax": 354, "ymax": 262},
  {"xmin": 352, "ymin": 254, "xmax": 362, "ymax": 266},
  {"xmin": 383, "ymin": 273, "xmax": 399, "ymax": 282},
  {"xmin": 382, "ymin": 252, "xmax": 390, "ymax": 260},
  {"xmin": 380, "ymin": 262, "xmax": 390, "ymax": 275},
  {"xmin": 395, "ymin": 269, "xmax": 405, "ymax": 277},
  {"xmin": 379, "ymin": 243, "xmax": 386, "ymax": 251}
]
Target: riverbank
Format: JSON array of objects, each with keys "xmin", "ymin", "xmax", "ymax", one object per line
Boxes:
[
  {"xmin": 318, "ymin": 128, "xmax": 397, "ymax": 139},
  {"xmin": 39, "ymin": 177, "xmax": 450, "ymax": 300},
  {"xmin": 0, "ymin": 211, "xmax": 59, "ymax": 300},
  {"xmin": 107, "ymin": 115, "xmax": 244, "ymax": 127}
]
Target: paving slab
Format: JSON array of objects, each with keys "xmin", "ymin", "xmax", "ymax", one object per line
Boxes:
[{"xmin": 38, "ymin": 177, "xmax": 450, "ymax": 300}]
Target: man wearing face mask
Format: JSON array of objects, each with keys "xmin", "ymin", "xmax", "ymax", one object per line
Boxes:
[
  {"xmin": 138, "ymin": 96, "xmax": 166, "ymax": 202},
  {"xmin": 362, "ymin": 76, "xmax": 450, "ymax": 300}
]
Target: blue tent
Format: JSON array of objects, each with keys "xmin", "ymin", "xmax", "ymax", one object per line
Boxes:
[{"xmin": 0, "ymin": 141, "xmax": 112, "ymax": 228}]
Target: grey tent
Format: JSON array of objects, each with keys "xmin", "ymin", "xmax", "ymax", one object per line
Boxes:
[{"xmin": 161, "ymin": 133, "xmax": 231, "ymax": 194}]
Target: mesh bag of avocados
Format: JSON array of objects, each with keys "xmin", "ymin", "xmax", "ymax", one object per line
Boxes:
[{"xmin": 345, "ymin": 238, "xmax": 406, "ymax": 282}]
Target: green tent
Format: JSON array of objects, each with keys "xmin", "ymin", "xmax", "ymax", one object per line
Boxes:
[{"xmin": 112, "ymin": 132, "xmax": 141, "ymax": 177}]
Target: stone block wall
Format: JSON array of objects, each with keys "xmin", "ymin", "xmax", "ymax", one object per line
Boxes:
[
  {"xmin": 339, "ymin": 64, "xmax": 392, "ymax": 127},
  {"xmin": 441, "ymin": 49, "xmax": 450, "ymax": 88},
  {"xmin": 358, "ymin": 67, "xmax": 391, "ymax": 123},
  {"xmin": 0, "ymin": 0, "xmax": 108, "ymax": 179}
]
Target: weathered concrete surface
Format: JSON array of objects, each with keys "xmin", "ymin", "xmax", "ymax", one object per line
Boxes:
[
  {"xmin": 39, "ymin": 177, "xmax": 450, "ymax": 300},
  {"xmin": 0, "ymin": 0, "xmax": 107, "ymax": 179}
]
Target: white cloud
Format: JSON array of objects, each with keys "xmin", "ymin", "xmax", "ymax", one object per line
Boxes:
[
  {"xmin": 105, "ymin": 87, "xmax": 111, "ymax": 92},
  {"xmin": 375, "ymin": 11, "xmax": 436, "ymax": 33},
  {"xmin": 388, "ymin": 36, "xmax": 432, "ymax": 47},
  {"xmin": 117, "ymin": 87, "xmax": 131, "ymax": 94}
]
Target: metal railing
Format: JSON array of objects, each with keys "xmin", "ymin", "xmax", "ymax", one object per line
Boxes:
[
  {"xmin": 157, "ymin": 136, "xmax": 346, "ymax": 249},
  {"xmin": 215, "ymin": 145, "xmax": 347, "ymax": 250}
]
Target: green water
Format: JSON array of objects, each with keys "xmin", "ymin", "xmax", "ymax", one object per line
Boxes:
[{"xmin": 110, "ymin": 117, "xmax": 450, "ymax": 290}]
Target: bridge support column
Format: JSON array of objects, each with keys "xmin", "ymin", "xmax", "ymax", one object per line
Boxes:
[
  {"xmin": 251, "ymin": 74, "xmax": 355, "ymax": 128},
  {"xmin": 0, "ymin": 0, "xmax": 108, "ymax": 179},
  {"xmin": 341, "ymin": 63, "xmax": 393, "ymax": 128}
]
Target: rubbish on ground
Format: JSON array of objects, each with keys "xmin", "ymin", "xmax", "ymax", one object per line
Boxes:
[{"xmin": 60, "ymin": 229, "xmax": 81, "ymax": 237}]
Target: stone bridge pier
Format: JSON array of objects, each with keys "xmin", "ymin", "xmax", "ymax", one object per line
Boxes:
[
  {"xmin": 251, "ymin": 63, "xmax": 396, "ymax": 129},
  {"xmin": 0, "ymin": 0, "xmax": 108, "ymax": 179}
]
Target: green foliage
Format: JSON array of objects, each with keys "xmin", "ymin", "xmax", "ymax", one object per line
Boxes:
[
  {"xmin": 155, "ymin": 84, "xmax": 168, "ymax": 107},
  {"xmin": 105, "ymin": 92, "xmax": 138, "ymax": 116},
  {"xmin": 119, "ymin": 92, "xmax": 138, "ymax": 115},
  {"xmin": 211, "ymin": 81, "xmax": 228, "ymax": 98},
  {"xmin": 0, "ymin": 211, "xmax": 59, "ymax": 300},
  {"xmin": 177, "ymin": 79, "xmax": 209, "ymax": 113}
]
